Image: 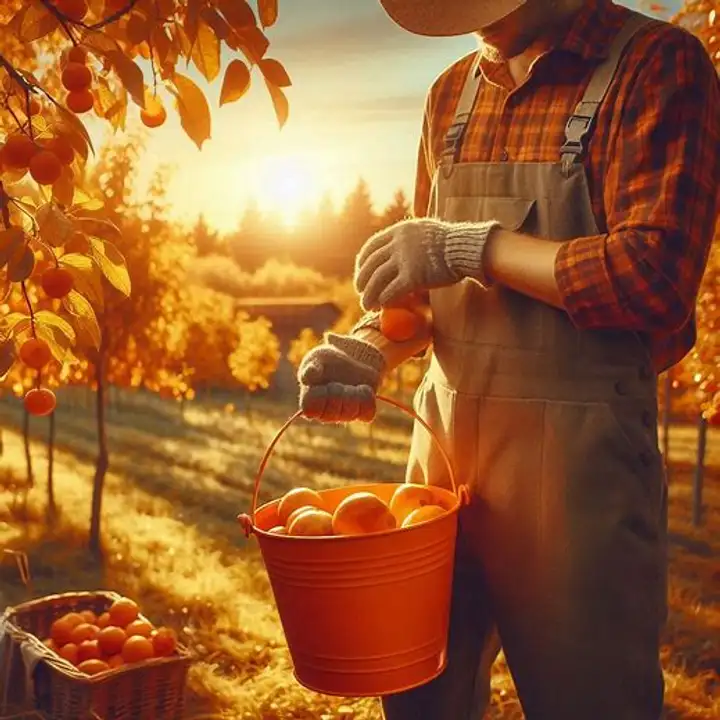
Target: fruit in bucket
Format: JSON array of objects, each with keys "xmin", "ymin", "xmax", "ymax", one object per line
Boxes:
[
  {"xmin": 402, "ymin": 505, "xmax": 446, "ymax": 527},
  {"xmin": 332, "ymin": 492, "xmax": 397, "ymax": 535},
  {"xmin": 389, "ymin": 484, "xmax": 439, "ymax": 524},
  {"xmin": 277, "ymin": 487, "xmax": 326, "ymax": 525},
  {"xmin": 288, "ymin": 508, "xmax": 334, "ymax": 536}
]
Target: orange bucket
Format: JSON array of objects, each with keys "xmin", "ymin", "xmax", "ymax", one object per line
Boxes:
[{"xmin": 237, "ymin": 395, "xmax": 469, "ymax": 697}]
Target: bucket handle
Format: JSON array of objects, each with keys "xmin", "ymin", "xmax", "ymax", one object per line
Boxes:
[{"xmin": 238, "ymin": 394, "xmax": 469, "ymax": 537}]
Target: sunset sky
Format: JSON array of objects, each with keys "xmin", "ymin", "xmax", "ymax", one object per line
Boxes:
[{"xmin": 91, "ymin": 0, "xmax": 676, "ymax": 233}]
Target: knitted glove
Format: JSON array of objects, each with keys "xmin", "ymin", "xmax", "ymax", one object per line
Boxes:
[
  {"xmin": 297, "ymin": 333, "xmax": 386, "ymax": 423},
  {"xmin": 354, "ymin": 217, "xmax": 500, "ymax": 311}
]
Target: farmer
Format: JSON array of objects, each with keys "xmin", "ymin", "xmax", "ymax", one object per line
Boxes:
[{"xmin": 297, "ymin": 0, "xmax": 720, "ymax": 717}]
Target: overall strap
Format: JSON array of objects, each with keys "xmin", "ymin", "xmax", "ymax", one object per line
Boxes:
[{"xmin": 560, "ymin": 10, "xmax": 657, "ymax": 173}]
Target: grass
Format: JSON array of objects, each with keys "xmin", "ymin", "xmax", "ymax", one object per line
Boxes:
[{"xmin": 0, "ymin": 387, "xmax": 717, "ymax": 719}]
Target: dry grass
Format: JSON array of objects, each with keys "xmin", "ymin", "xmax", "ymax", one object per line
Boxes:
[{"xmin": 0, "ymin": 388, "xmax": 717, "ymax": 719}]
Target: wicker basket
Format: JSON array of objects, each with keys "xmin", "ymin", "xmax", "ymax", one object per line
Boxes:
[{"xmin": 0, "ymin": 590, "xmax": 191, "ymax": 720}]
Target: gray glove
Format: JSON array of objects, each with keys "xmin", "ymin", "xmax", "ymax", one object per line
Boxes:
[
  {"xmin": 297, "ymin": 333, "xmax": 386, "ymax": 423},
  {"xmin": 354, "ymin": 217, "xmax": 500, "ymax": 311}
]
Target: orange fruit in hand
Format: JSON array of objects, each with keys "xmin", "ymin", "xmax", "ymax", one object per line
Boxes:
[
  {"xmin": 61, "ymin": 62, "xmax": 92, "ymax": 92},
  {"xmin": 389, "ymin": 484, "xmax": 439, "ymax": 524},
  {"xmin": 29, "ymin": 150, "xmax": 62, "ymax": 185},
  {"xmin": 332, "ymin": 492, "xmax": 397, "ymax": 535},
  {"xmin": 108, "ymin": 598, "xmax": 139, "ymax": 628},
  {"xmin": 69, "ymin": 623, "xmax": 99, "ymax": 645},
  {"xmin": 277, "ymin": 487, "xmax": 326, "ymax": 526},
  {"xmin": 401, "ymin": 505, "xmax": 446, "ymax": 528},
  {"xmin": 58, "ymin": 643, "xmax": 79, "ymax": 665},
  {"xmin": 41, "ymin": 267, "xmax": 74, "ymax": 298},
  {"xmin": 24, "ymin": 388, "xmax": 57, "ymax": 417},
  {"xmin": 96, "ymin": 612, "xmax": 111, "ymax": 629},
  {"xmin": 56, "ymin": 0, "xmax": 88, "ymax": 21},
  {"xmin": 76, "ymin": 639, "xmax": 101, "ymax": 663},
  {"xmin": 121, "ymin": 636, "xmax": 154, "ymax": 664},
  {"xmin": 97, "ymin": 626, "xmax": 126, "ymax": 656},
  {"xmin": 151, "ymin": 627, "xmax": 178, "ymax": 657},
  {"xmin": 2, "ymin": 134, "xmax": 37, "ymax": 169},
  {"xmin": 125, "ymin": 619, "xmax": 153, "ymax": 638},
  {"xmin": 77, "ymin": 658, "xmax": 109, "ymax": 676},
  {"xmin": 287, "ymin": 508, "xmax": 334, "ymax": 536},
  {"xmin": 66, "ymin": 89, "xmax": 94, "ymax": 114},
  {"xmin": 380, "ymin": 306, "xmax": 424, "ymax": 342},
  {"xmin": 19, "ymin": 338, "xmax": 52, "ymax": 370}
]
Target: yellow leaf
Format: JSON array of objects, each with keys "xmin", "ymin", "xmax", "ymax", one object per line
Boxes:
[
  {"xmin": 77, "ymin": 217, "xmax": 122, "ymax": 244},
  {"xmin": 2, "ymin": 313, "xmax": 32, "ymax": 335},
  {"xmin": 73, "ymin": 192, "xmax": 104, "ymax": 211},
  {"xmin": 62, "ymin": 291, "xmax": 101, "ymax": 349},
  {"xmin": 60, "ymin": 255, "xmax": 105, "ymax": 312},
  {"xmin": 89, "ymin": 238, "xmax": 131, "ymax": 297},
  {"xmin": 265, "ymin": 81, "xmax": 289, "ymax": 129},
  {"xmin": 37, "ymin": 204, "xmax": 74, "ymax": 247},
  {"xmin": 192, "ymin": 19, "xmax": 221, "ymax": 82},
  {"xmin": 55, "ymin": 106, "xmax": 94, "ymax": 158},
  {"xmin": 0, "ymin": 228, "xmax": 26, "ymax": 266},
  {"xmin": 95, "ymin": 74, "xmax": 128, "ymax": 131},
  {"xmin": 219, "ymin": 60, "xmax": 251, "ymax": 106},
  {"xmin": 230, "ymin": 25, "xmax": 269, "ymax": 63},
  {"xmin": 259, "ymin": 58, "xmax": 291, "ymax": 87},
  {"xmin": 171, "ymin": 74, "xmax": 211, "ymax": 150},
  {"xmin": 107, "ymin": 50, "xmax": 146, "ymax": 107},
  {"xmin": 35, "ymin": 309, "xmax": 77, "ymax": 345},
  {"xmin": 200, "ymin": 7, "xmax": 231, "ymax": 40},
  {"xmin": 52, "ymin": 166, "xmax": 75, "ymax": 207},
  {"xmin": 35, "ymin": 322, "xmax": 73, "ymax": 362},
  {"xmin": 7, "ymin": 245, "xmax": 35, "ymax": 283},
  {"xmin": 258, "ymin": 0, "xmax": 278, "ymax": 28},
  {"xmin": 16, "ymin": 1, "xmax": 58, "ymax": 43}
]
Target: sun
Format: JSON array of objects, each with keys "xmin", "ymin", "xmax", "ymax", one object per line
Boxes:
[{"xmin": 254, "ymin": 153, "xmax": 322, "ymax": 228}]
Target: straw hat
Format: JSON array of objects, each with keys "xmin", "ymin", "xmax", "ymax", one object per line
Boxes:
[{"xmin": 378, "ymin": 0, "xmax": 527, "ymax": 36}]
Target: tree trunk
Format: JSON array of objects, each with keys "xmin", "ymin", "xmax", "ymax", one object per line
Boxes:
[
  {"xmin": 46, "ymin": 411, "xmax": 57, "ymax": 522},
  {"xmin": 89, "ymin": 346, "xmax": 109, "ymax": 557},
  {"xmin": 23, "ymin": 408, "xmax": 33, "ymax": 487},
  {"xmin": 692, "ymin": 415, "xmax": 707, "ymax": 527}
]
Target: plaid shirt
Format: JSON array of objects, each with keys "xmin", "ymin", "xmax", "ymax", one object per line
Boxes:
[{"xmin": 414, "ymin": 0, "xmax": 720, "ymax": 372}]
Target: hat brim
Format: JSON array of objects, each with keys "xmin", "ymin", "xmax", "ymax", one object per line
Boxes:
[{"xmin": 379, "ymin": 0, "xmax": 527, "ymax": 37}]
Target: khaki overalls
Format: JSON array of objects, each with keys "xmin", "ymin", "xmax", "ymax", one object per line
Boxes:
[{"xmin": 383, "ymin": 10, "xmax": 668, "ymax": 720}]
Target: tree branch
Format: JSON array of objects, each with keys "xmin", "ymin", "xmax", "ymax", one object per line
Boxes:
[{"xmin": 37, "ymin": 0, "xmax": 79, "ymax": 44}]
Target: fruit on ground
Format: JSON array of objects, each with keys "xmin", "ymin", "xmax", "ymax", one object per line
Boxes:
[
  {"xmin": 66, "ymin": 89, "xmax": 94, "ymax": 113},
  {"xmin": 108, "ymin": 597, "xmax": 139, "ymax": 628},
  {"xmin": 332, "ymin": 492, "xmax": 397, "ymax": 535},
  {"xmin": 277, "ymin": 487, "xmax": 326, "ymax": 525},
  {"xmin": 287, "ymin": 508, "xmax": 334, "ymax": 536},
  {"xmin": 19, "ymin": 338, "xmax": 52, "ymax": 370},
  {"xmin": 24, "ymin": 388, "xmax": 57, "ymax": 417},
  {"xmin": 41, "ymin": 267, "xmax": 74, "ymax": 298},
  {"xmin": 389, "ymin": 484, "xmax": 439, "ymax": 524},
  {"xmin": 380, "ymin": 306, "xmax": 424, "ymax": 342},
  {"xmin": 402, "ymin": 504, "xmax": 446, "ymax": 528}
]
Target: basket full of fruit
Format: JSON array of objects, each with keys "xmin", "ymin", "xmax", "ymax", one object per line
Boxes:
[
  {"xmin": 0, "ymin": 590, "xmax": 190, "ymax": 720},
  {"xmin": 237, "ymin": 395, "xmax": 470, "ymax": 699}
]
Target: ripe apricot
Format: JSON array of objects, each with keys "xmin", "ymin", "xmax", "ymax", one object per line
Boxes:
[
  {"xmin": 77, "ymin": 658, "xmax": 109, "ymax": 676},
  {"xmin": 401, "ymin": 504, "xmax": 446, "ymax": 528},
  {"xmin": 41, "ymin": 267, "xmax": 73, "ymax": 298},
  {"xmin": 380, "ymin": 306, "xmax": 424, "ymax": 342},
  {"xmin": 66, "ymin": 89, "xmax": 94, "ymax": 114},
  {"xmin": 121, "ymin": 635, "xmax": 154, "ymax": 664},
  {"xmin": 287, "ymin": 508, "xmax": 334, "ymax": 536},
  {"xmin": 29, "ymin": 150, "xmax": 62, "ymax": 185},
  {"xmin": 332, "ymin": 492, "xmax": 397, "ymax": 535},
  {"xmin": 50, "ymin": 613, "xmax": 83, "ymax": 645},
  {"xmin": 67, "ymin": 45, "xmax": 88, "ymax": 64},
  {"xmin": 47, "ymin": 136, "xmax": 75, "ymax": 166},
  {"xmin": 285, "ymin": 505, "xmax": 318, "ymax": 527},
  {"xmin": 62, "ymin": 62, "xmax": 92, "ymax": 92},
  {"xmin": 151, "ymin": 627, "xmax": 178, "ymax": 657},
  {"xmin": 56, "ymin": 0, "xmax": 88, "ymax": 21},
  {"xmin": 2, "ymin": 134, "xmax": 37, "ymax": 169},
  {"xmin": 108, "ymin": 598, "xmax": 139, "ymax": 628},
  {"xmin": 267, "ymin": 525, "xmax": 286, "ymax": 534},
  {"xmin": 97, "ymin": 626, "xmax": 126, "ymax": 656},
  {"xmin": 58, "ymin": 643, "xmax": 79, "ymax": 665},
  {"xmin": 107, "ymin": 654, "xmax": 124, "ymax": 669},
  {"xmin": 277, "ymin": 487, "xmax": 326, "ymax": 526},
  {"xmin": 80, "ymin": 610, "xmax": 97, "ymax": 624},
  {"xmin": 389, "ymin": 484, "xmax": 439, "ymax": 524},
  {"xmin": 69, "ymin": 622, "xmax": 99, "ymax": 645},
  {"xmin": 140, "ymin": 95, "xmax": 167, "ymax": 128},
  {"xmin": 24, "ymin": 388, "xmax": 57, "ymax": 417},
  {"xmin": 125, "ymin": 619, "xmax": 153, "ymax": 638},
  {"xmin": 96, "ymin": 612, "xmax": 111, "ymax": 629},
  {"xmin": 76, "ymin": 639, "xmax": 101, "ymax": 663},
  {"xmin": 19, "ymin": 338, "xmax": 52, "ymax": 370}
]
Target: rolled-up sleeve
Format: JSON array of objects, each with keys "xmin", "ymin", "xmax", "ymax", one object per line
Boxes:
[{"xmin": 555, "ymin": 27, "xmax": 720, "ymax": 334}]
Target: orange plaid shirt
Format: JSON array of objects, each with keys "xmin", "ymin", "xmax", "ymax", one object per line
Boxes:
[{"xmin": 414, "ymin": 0, "xmax": 720, "ymax": 372}]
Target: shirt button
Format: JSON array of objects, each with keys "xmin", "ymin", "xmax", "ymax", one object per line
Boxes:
[{"xmin": 500, "ymin": 148, "xmax": 509, "ymax": 161}]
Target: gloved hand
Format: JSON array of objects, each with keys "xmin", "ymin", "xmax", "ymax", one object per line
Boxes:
[
  {"xmin": 297, "ymin": 333, "xmax": 386, "ymax": 423},
  {"xmin": 354, "ymin": 217, "xmax": 500, "ymax": 311}
]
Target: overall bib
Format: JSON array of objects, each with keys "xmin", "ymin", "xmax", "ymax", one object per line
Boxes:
[{"xmin": 382, "ymin": 11, "xmax": 668, "ymax": 720}]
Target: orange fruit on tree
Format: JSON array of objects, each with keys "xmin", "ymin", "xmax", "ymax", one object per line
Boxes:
[
  {"xmin": 61, "ymin": 62, "xmax": 92, "ymax": 92},
  {"xmin": 58, "ymin": 643, "xmax": 79, "ymax": 665},
  {"xmin": 97, "ymin": 626, "xmax": 126, "ymax": 656},
  {"xmin": 47, "ymin": 136, "xmax": 75, "ymax": 166},
  {"xmin": 67, "ymin": 45, "xmax": 88, "ymax": 64},
  {"xmin": 66, "ymin": 89, "xmax": 94, "ymax": 114},
  {"xmin": 332, "ymin": 492, "xmax": 397, "ymax": 535},
  {"xmin": 121, "ymin": 636, "xmax": 154, "ymax": 664},
  {"xmin": 125, "ymin": 619, "xmax": 153, "ymax": 638},
  {"xmin": 140, "ymin": 95, "xmax": 167, "ymax": 128},
  {"xmin": 2, "ymin": 134, "xmax": 37, "ymax": 168},
  {"xmin": 19, "ymin": 338, "xmax": 52, "ymax": 370},
  {"xmin": 41, "ymin": 267, "xmax": 73, "ymax": 298},
  {"xmin": 77, "ymin": 658, "xmax": 109, "ymax": 676},
  {"xmin": 24, "ymin": 388, "xmax": 57, "ymax": 417},
  {"xmin": 389, "ymin": 484, "xmax": 439, "ymax": 524},
  {"xmin": 69, "ymin": 622, "xmax": 99, "ymax": 645},
  {"xmin": 96, "ymin": 612, "xmax": 111, "ymax": 629},
  {"xmin": 27, "ymin": 97, "xmax": 41, "ymax": 116},
  {"xmin": 56, "ymin": 0, "xmax": 88, "ymax": 21},
  {"xmin": 277, "ymin": 487, "xmax": 326, "ymax": 526},
  {"xmin": 380, "ymin": 306, "xmax": 424, "ymax": 342},
  {"xmin": 287, "ymin": 508, "xmax": 334, "ymax": 536},
  {"xmin": 108, "ymin": 598, "xmax": 139, "ymax": 628},
  {"xmin": 151, "ymin": 627, "xmax": 178, "ymax": 657},
  {"xmin": 29, "ymin": 150, "xmax": 62, "ymax": 185},
  {"xmin": 77, "ymin": 639, "xmax": 102, "ymax": 663},
  {"xmin": 401, "ymin": 504, "xmax": 446, "ymax": 528},
  {"xmin": 107, "ymin": 654, "xmax": 124, "ymax": 669}
]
